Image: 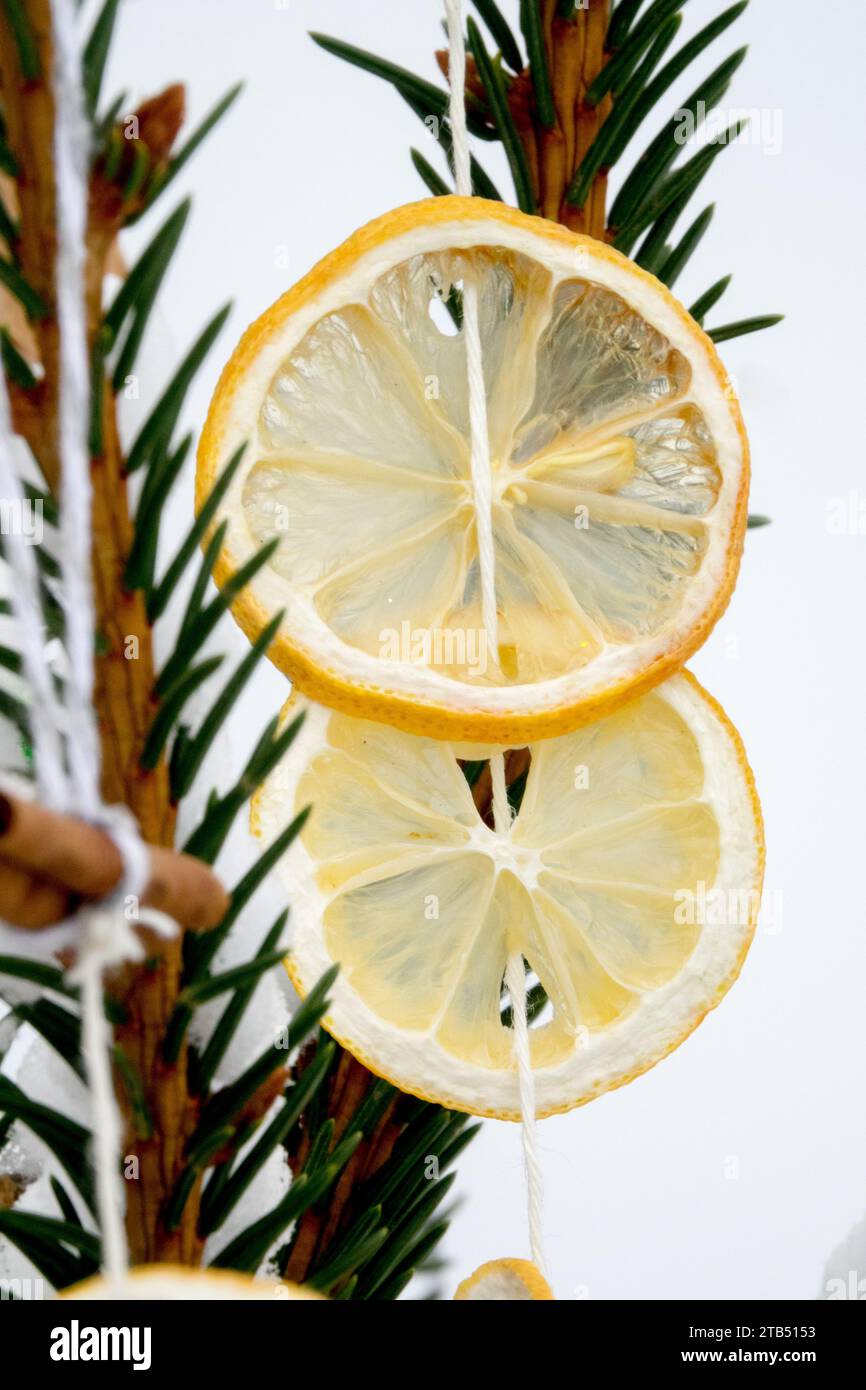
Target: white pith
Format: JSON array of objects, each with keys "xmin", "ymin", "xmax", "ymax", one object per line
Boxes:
[
  {"xmin": 206, "ymin": 213, "xmax": 745, "ymax": 722},
  {"xmin": 253, "ymin": 673, "xmax": 763, "ymax": 1120}
]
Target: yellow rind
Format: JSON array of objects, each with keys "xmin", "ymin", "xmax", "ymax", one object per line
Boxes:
[{"xmin": 198, "ymin": 197, "xmax": 750, "ymax": 744}]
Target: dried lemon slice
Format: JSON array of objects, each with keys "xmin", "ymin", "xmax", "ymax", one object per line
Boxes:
[
  {"xmin": 252, "ymin": 671, "xmax": 763, "ymax": 1119},
  {"xmin": 199, "ymin": 198, "xmax": 748, "ymax": 743}
]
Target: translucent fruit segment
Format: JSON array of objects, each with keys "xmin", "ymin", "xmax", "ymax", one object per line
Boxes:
[
  {"xmin": 243, "ymin": 242, "xmax": 725, "ymax": 690},
  {"xmin": 323, "ymin": 853, "xmax": 494, "ymax": 1030},
  {"xmin": 509, "ymin": 278, "xmax": 691, "ymax": 464},
  {"xmin": 298, "ymin": 697, "xmax": 722, "ymax": 1072},
  {"xmin": 259, "ymin": 303, "xmax": 465, "ymax": 478},
  {"xmin": 242, "ymin": 455, "xmax": 461, "ymax": 588},
  {"xmin": 512, "ymin": 691, "xmax": 707, "ymax": 847}
]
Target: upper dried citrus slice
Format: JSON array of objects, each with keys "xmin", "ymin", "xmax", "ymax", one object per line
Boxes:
[
  {"xmin": 252, "ymin": 671, "xmax": 763, "ymax": 1120},
  {"xmin": 198, "ymin": 197, "xmax": 748, "ymax": 743},
  {"xmin": 454, "ymin": 1258, "xmax": 554, "ymax": 1301}
]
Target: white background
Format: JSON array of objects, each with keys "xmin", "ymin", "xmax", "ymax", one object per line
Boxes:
[{"xmin": 96, "ymin": 0, "xmax": 866, "ymax": 1299}]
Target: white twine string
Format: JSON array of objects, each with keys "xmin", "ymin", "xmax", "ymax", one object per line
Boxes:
[
  {"xmin": 50, "ymin": 0, "xmax": 102, "ymax": 817},
  {"xmin": 444, "ymin": 0, "xmax": 498, "ymax": 664},
  {"xmin": 489, "ymin": 745, "xmax": 510, "ymax": 836},
  {"xmin": 444, "ymin": 0, "xmax": 546, "ymax": 1273},
  {"xmin": 504, "ymin": 955, "xmax": 546, "ymax": 1270},
  {"xmin": 0, "ymin": 0, "xmax": 154, "ymax": 1286},
  {"xmin": 49, "ymin": 0, "xmax": 152, "ymax": 1286}
]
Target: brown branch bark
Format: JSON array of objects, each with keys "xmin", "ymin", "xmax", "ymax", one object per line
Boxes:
[{"xmin": 558, "ymin": 0, "xmax": 612, "ymax": 236}]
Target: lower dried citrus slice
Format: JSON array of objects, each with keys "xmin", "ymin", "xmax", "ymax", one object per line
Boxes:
[
  {"xmin": 252, "ymin": 670, "xmax": 762, "ymax": 1120},
  {"xmin": 199, "ymin": 196, "xmax": 748, "ymax": 743},
  {"xmin": 454, "ymin": 1258, "xmax": 554, "ymax": 1300}
]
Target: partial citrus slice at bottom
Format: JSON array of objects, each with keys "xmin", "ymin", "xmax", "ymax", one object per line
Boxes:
[
  {"xmin": 59, "ymin": 1265, "xmax": 322, "ymax": 1301},
  {"xmin": 252, "ymin": 671, "xmax": 763, "ymax": 1120},
  {"xmin": 455, "ymin": 1258, "xmax": 554, "ymax": 1301}
]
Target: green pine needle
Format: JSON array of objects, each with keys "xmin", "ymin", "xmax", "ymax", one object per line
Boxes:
[
  {"xmin": 520, "ymin": 0, "xmax": 556, "ymax": 129},
  {"xmin": 401, "ymin": 91, "xmax": 503, "ymax": 199},
  {"xmin": 185, "ymin": 807, "xmax": 307, "ymax": 980},
  {"xmin": 112, "ymin": 1046, "xmax": 153, "ymax": 1140},
  {"xmin": 170, "ymin": 610, "xmax": 284, "ymax": 801},
  {"xmin": 283, "ymin": 962, "xmax": 341, "ymax": 1053},
  {"xmin": 0, "ymin": 1211, "xmax": 97, "ymax": 1289},
  {"xmin": 122, "ymin": 141, "xmax": 151, "ymax": 203},
  {"xmin": 174, "ymin": 519, "xmax": 227, "ymax": 649},
  {"xmin": 12, "ymin": 999, "xmax": 83, "ymax": 1079},
  {"xmin": 192, "ymin": 912, "xmax": 289, "ymax": 1094},
  {"xmin": 50, "ymin": 1177, "xmax": 82, "ymax": 1228},
  {"xmin": 607, "ymin": 0, "xmax": 645, "ymax": 51},
  {"xmin": 309, "ymin": 1226, "xmax": 391, "ymax": 1296},
  {"xmin": 0, "ymin": 191, "xmax": 19, "ymax": 247},
  {"xmin": 139, "ymin": 656, "xmax": 223, "ymax": 770},
  {"xmin": 371, "ymin": 1220, "xmax": 449, "ymax": 1301},
  {"xmin": 125, "ymin": 302, "xmax": 232, "ymax": 474},
  {"xmin": 567, "ymin": 13, "xmax": 681, "ymax": 208},
  {"xmin": 2, "ymin": 0, "xmax": 41, "ymax": 80},
  {"xmin": 0, "ymin": 1077, "xmax": 94, "ymax": 1215},
  {"xmin": 604, "ymin": 4, "xmax": 750, "ymax": 175},
  {"xmin": 410, "ymin": 147, "xmax": 451, "ymax": 197},
  {"xmin": 708, "ymin": 314, "xmax": 783, "ymax": 342},
  {"xmin": 658, "ymin": 201, "xmax": 714, "ymax": 287},
  {"xmin": 467, "ymin": 17, "xmax": 535, "ymax": 213},
  {"xmin": 616, "ymin": 118, "xmax": 748, "ymax": 255},
  {"xmin": 0, "ymin": 257, "xmax": 48, "ymax": 320},
  {"xmin": 155, "ymin": 537, "xmax": 277, "ymax": 697},
  {"xmin": 588, "ymin": 0, "xmax": 690, "ymax": 105},
  {"xmin": 609, "ymin": 47, "xmax": 747, "ymax": 230},
  {"xmin": 310, "ymin": 34, "xmax": 449, "ymax": 125},
  {"xmin": 210, "ymin": 1130, "xmax": 363, "ymax": 1272},
  {"xmin": 148, "ymin": 443, "xmax": 246, "ymax": 623},
  {"xmin": 181, "ymin": 948, "xmax": 290, "ymax": 1008},
  {"xmin": 199, "ymin": 1041, "xmax": 337, "ymax": 1238},
  {"xmin": 0, "ymin": 955, "xmax": 72, "ymax": 995},
  {"xmin": 128, "ymin": 83, "xmax": 244, "ymax": 225},
  {"xmin": 689, "ymin": 272, "xmax": 732, "ymax": 323},
  {"xmin": 470, "ymin": 0, "xmax": 523, "ymax": 73},
  {"xmin": 83, "ymin": 0, "xmax": 122, "ymax": 118},
  {"xmin": 0, "ymin": 133, "xmax": 19, "ymax": 178},
  {"xmin": 105, "ymin": 199, "xmax": 192, "ymax": 389},
  {"xmin": 126, "ymin": 434, "xmax": 193, "ymax": 592},
  {"xmin": 356, "ymin": 1173, "xmax": 457, "ymax": 1298}
]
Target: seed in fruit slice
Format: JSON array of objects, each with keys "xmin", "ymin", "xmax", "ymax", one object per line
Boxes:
[
  {"xmin": 58, "ymin": 1265, "xmax": 322, "ymax": 1300},
  {"xmin": 454, "ymin": 1258, "xmax": 554, "ymax": 1301},
  {"xmin": 198, "ymin": 197, "xmax": 749, "ymax": 744},
  {"xmin": 251, "ymin": 671, "xmax": 764, "ymax": 1120}
]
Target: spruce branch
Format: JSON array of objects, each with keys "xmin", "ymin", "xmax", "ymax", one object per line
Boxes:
[{"xmin": 0, "ymin": 0, "xmax": 784, "ymax": 1299}]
